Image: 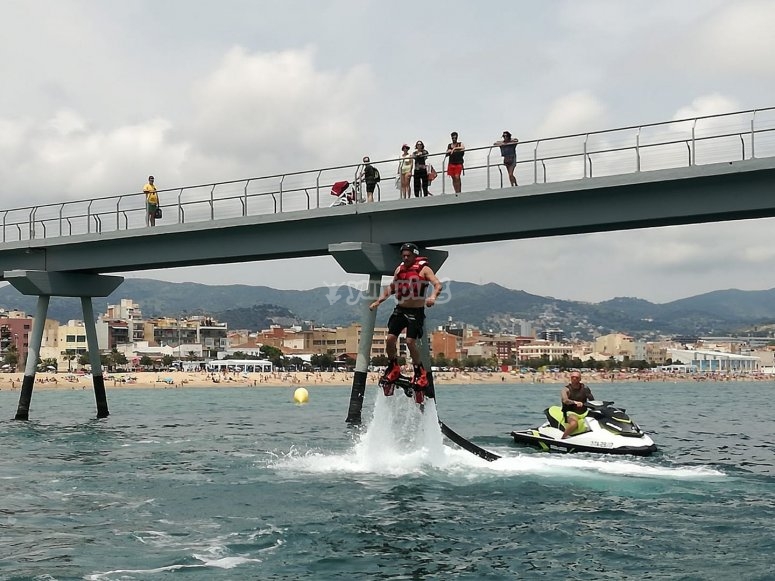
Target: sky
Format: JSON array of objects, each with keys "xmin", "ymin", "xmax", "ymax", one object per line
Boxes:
[{"xmin": 3, "ymin": 0, "xmax": 775, "ymax": 304}]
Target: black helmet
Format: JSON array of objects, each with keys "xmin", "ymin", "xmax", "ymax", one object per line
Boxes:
[{"xmin": 400, "ymin": 242, "xmax": 420, "ymax": 255}]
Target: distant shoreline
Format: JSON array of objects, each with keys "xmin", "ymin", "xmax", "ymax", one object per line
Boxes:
[{"xmin": 0, "ymin": 369, "xmax": 771, "ymax": 391}]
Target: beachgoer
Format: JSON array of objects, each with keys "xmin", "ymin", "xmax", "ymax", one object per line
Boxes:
[
  {"xmin": 560, "ymin": 371, "xmax": 595, "ymax": 438},
  {"xmin": 358, "ymin": 156, "xmax": 379, "ymax": 203},
  {"xmin": 412, "ymin": 141, "xmax": 430, "ymax": 197},
  {"xmin": 446, "ymin": 131, "xmax": 465, "ymax": 193},
  {"xmin": 369, "ymin": 243, "xmax": 443, "ymax": 391},
  {"xmin": 144, "ymin": 175, "xmax": 159, "ymax": 226},
  {"xmin": 493, "ymin": 131, "xmax": 519, "ymax": 186},
  {"xmin": 398, "ymin": 144, "xmax": 413, "ymax": 199}
]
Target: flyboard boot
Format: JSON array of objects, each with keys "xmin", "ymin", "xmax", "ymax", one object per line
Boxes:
[
  {"xmin": 412, "ymin": 364, "xmax": 428, "ymax": 404},
  {"xmin": 380, "ymin": 359, "xmax": 401, "ymax": 396}
]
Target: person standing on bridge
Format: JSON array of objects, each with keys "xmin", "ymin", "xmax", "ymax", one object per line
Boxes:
[
  {"xmin": 369, "ymin": 243, "xmax": 443, "ymax": 395},
  {"xmin": 357, "ymin": 157, "xmax": 379, "ymax": 203},
  {"xmin": 144, "ymin": 175, "xmax": 160, "ymax": 227},
  {"xmin": 493, "ymin": 131, "xmax": 519, "ymax": 187},
  {"xmin": 412, "ymin": 141, "xmax": 430, "ymax": 197},
  {"xmin": 446, "ymin": 131, "xmax": 465, "ymax": 193},
  {"xmin": 397, "ymin": 144, "xmax": 413, "ymax": 199}
]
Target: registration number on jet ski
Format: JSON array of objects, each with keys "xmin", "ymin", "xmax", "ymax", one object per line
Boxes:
[{"xmin": 589, "ymin": 441, "xmax": 614, "ymax": 448}]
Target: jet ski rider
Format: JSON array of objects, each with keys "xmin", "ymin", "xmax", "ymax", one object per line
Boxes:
[
  {"xmin": 560, "ymin": 371, "xmax": 595, "ymax": 439},
  {"xmin": 369, "ymin": 243, "xmax": 443, "ymax": 391}
]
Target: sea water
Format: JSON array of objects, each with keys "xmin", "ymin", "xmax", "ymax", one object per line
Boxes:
[{"xmin": 0, "ymin": 381, "xmax": 773, "ymax": 580}]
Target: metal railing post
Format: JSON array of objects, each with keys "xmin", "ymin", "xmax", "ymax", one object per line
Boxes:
[
  {"xmin": 583, "ymin": 134, "xmax": 589, "ymax": 178},
  {"xmin": 751, "ymin": 109, "xmax": 757, "ymax": 159},
  {"xmin": 486, "ymin": 148, "xmax": 493, "ymax": 189},
  {"xmin": 58, "ymin": 203, "xmax": 65, "ymax": 237},
  {"xmin": 533, "ymin": 140, "xmax": 540, "ymax": 185},
  {"xmin": 279, "ymin": 175, "xmax": 285, "ymax": 212},
  {"xmin": 177, "ymin": 188, "xmax": 185, "ymax": 223},
  {"xmin": 87, "ymin": 201, "xmax": 94, "ymax": 234},
  {"xmin": 636, "ymin": 127, "xmax": 642, "ymax": 172},
  {"xmin": 242, "ymin": 179, "xmax": 251, "ymax": 216},
  {"xmin": 29, "ymin": 207, "xmax": 37, "ymax": 240},
  {"xmin": 691, "ymin": 119, "xmax": 697, "ymax": 166},
  {"xmin": 209, "ymin": 185, "xmax": 216, "ymax": 220},
  {"xmin": 315, "ymin": 170, "xmax": 322, "ymax": 208},
  {"xmin": 116, "ymin": 196, "xmax": 123, "ymax": 231}
]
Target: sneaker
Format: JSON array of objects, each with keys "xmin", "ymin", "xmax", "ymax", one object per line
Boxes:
[{"xmin": 382, "ymin": 361, "xmax": 401, "ymax": 383}]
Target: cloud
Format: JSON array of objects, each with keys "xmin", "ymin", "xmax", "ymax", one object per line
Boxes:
[
  {"xmin": 0, "ymin": 110, "xmax": 187, "ymax": 204},
  {"xmin": 0, "ymin": 46, "xmax": 375, "ymax": 204},
  {"xmin": 534, "ymin": 91, "xmax": 608, "ymax": 138},
  {"xmin": 692, "ymin": 0, "xmax": 775, "ymax": 73},
  {"xmin": 187, "ymin": 46, "xmax": 375, "ymax": 172}
]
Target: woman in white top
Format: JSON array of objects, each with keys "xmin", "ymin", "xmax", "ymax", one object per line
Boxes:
[{"xmin": 397, "ymin": 144, "xmax": 413, "ymax": 199}]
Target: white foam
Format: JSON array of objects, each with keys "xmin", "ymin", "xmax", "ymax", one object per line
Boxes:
[
  {"xmin": 485, "ymin": 454, "xmax": 726, "ymax": 480},
  {"xmin": 273, "ymin": 392, "xmax": 452, "ymax": 476},
  {"xmin": 271, "ymin": 389, "xmax": 726, "ymax": 483},
  {"xmin": 86, "ymin": 554, "xmax": 262, "ymax": 579}
]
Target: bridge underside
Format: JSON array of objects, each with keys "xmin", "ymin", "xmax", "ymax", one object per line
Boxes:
[{"xmin": 1, "ymin": 157, "xmax": 774, "ymax": 278}]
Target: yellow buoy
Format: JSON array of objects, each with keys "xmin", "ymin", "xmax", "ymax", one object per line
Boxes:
[{"xmin": 293, "ymin": 387, "xmax": 309, "ymax": 404}]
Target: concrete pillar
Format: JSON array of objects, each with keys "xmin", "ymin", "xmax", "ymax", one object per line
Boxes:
[
  {"xmin": 14, "ymin": 295, "xmax": 50, "ymax": 421},
  {"xmin": 345, "ymin": 274, "xmax": 381, "ymax": 425},
  {"xmin": 81, "ymin": 297, "xmax": 109, "ymax": 418},
  {"xmin": 4, "ymin": 270, "xmax": 123, "ymax": 420}
]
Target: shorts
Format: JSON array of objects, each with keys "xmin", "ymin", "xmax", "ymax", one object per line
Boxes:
[
  {"xmin": 147, "ymin": 203, "xmax": 158, "ymax": 214},
  {"xmin": 503, "ymin": 156, "xmax": 516, "ymax": 169},
  {"xmin": 447, "ymin": 163, "xmax": 463, "ymax": 177},
  {"xmin": 365, "ymin": 181, "xmax": 376, "ymax": 193},
  {"xmin": 562, "ymin": 405, "xmax": 587, "ymax": 419},
  {"xmin": 387, "ymin": 306, "xmax": 426, "ymax": 339}
]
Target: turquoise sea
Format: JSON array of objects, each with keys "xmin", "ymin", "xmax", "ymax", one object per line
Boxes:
[{"xmin": 1, "ymin": 380, "xmax": 773, "ymax": 580}]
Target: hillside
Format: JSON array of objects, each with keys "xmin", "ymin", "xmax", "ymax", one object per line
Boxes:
[{"xmin": 1, "ymin": 279, "xmax": 774, "ymax": 339}]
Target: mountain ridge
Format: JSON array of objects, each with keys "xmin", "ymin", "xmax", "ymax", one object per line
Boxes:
[{"xmin": 1, "ymin": 279, "xmax": 774, "ymax": 339}]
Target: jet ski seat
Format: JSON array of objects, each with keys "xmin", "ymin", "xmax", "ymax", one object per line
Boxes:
[{"xmin": 546, "ymin": 405, "xmax": 591, "ymax": 436}]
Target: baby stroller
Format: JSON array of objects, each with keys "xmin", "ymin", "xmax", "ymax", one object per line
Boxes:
[{"xmin": 329, "ymin": 180, "xmax": 357, "ymax": 207}]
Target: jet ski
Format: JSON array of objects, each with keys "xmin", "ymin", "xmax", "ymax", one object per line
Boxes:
[{"xmin": 510, "ymin": 400, "xmax": 657, "ymax": 456}]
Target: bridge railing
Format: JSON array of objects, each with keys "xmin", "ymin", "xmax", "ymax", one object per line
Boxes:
[{"xmin": 3, "ymin": 107, "xmax": 775, "ymax": 243}]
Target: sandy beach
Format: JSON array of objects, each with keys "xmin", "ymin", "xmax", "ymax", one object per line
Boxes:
[{"xmin": 0, "ymin": 369, "xmax": 771, "ymax": 391}]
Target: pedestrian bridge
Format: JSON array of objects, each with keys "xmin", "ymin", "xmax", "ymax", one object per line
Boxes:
[{"xmin": 2, "ymin": 107, "xmax": 775, "ymax": 278}]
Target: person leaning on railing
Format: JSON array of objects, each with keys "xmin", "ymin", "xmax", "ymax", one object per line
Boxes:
[{"xmin": 493, "ymin": 131, "xmax": 519, "ymax": 187}]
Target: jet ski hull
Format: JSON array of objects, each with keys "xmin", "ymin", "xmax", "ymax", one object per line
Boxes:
[
  {"xmin": 510, "ymin": 428, "xmax": 657, "ymax": 456},
  {"xmin": 511, "ymin": 402, "xmax": 658, "ymax": 456}
]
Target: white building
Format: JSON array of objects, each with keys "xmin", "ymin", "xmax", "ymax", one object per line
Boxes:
[{"xmin": 667, "ymin": 348, "xmax": 760, "ymax": 372}]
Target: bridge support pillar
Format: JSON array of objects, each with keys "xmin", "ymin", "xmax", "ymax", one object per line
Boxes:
[
  {"xmin": 4, "ymin": 271, "xmax": 124, "ymax": 420},
  {"xmin": 328, "ymin": 242, "xmax": 447, "ymax": 425}
]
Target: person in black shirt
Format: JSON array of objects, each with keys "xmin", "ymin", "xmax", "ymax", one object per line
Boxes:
[
  {"xmin": 560, "ymin": 371, "xmax": 595, "ymax": 438},
  {"xmin": 412, "ymin": 141, "xmax": 430, "ymax": 197},
  {"xmin": 446, "ymin": 131, "xmax": 465, "ymax": 193},
  {"xmin": 359, "ymin": 156, "xmax": 378, "ymax": 203}
]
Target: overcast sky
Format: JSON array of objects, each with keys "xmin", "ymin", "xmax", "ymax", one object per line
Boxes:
[{"xmin": 3, "ymin": 0, "xmax": 775, "ymax": 304}]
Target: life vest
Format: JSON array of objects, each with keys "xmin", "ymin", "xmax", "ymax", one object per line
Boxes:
[{"xmin": 394, "ymin": 256, "xmax": 429, "ymax": 299}]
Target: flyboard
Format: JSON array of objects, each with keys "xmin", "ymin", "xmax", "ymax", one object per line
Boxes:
[{"xmin": 379, "ymin": 374, "xmax": 501, "ymax": 462}]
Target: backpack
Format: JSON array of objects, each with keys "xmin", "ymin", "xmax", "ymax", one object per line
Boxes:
[{"xmin": 373, "ymin": 167, "xmax": 381, "ymax": 182}]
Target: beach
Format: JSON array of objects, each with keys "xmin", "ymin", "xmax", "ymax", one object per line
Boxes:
[{"xmin": 0, "ymin": 368, "xmax": 771, "ymax": 391}]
